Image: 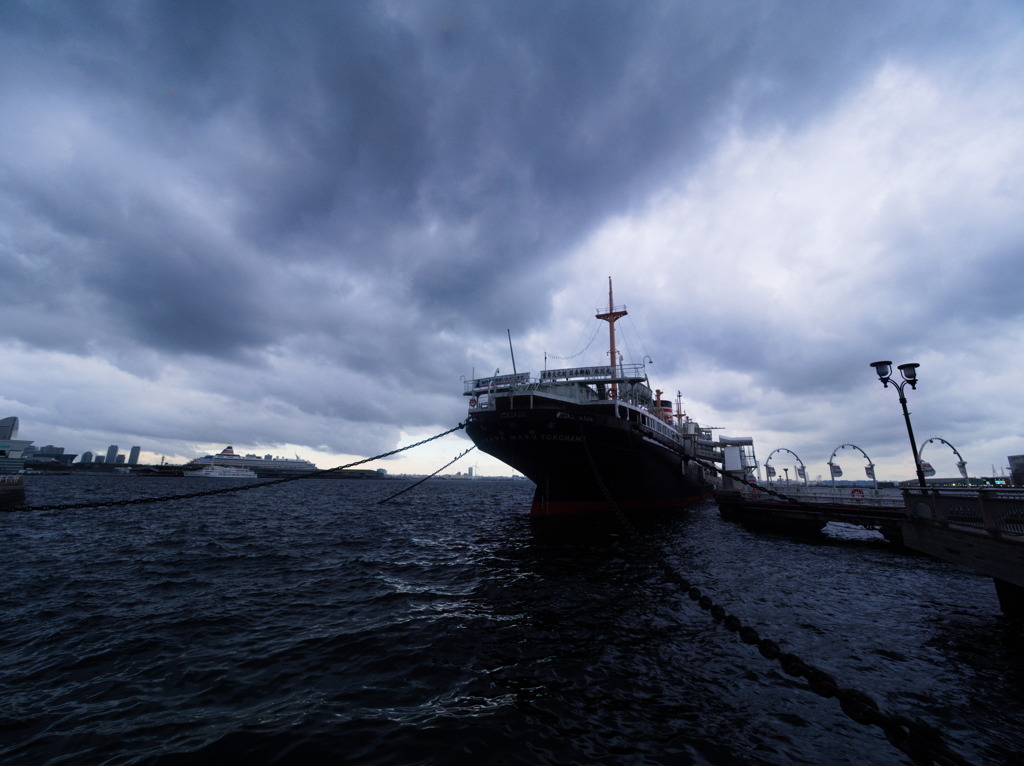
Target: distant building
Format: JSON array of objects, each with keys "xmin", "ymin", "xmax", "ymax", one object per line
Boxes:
[
  {"xmin": 26, "ymin": 445, "xmax": 78, "ymax": 466},
  {"xmin": 0, "ymin": 417, "xmax": 17, "ymax": 440},
  {"xmin": 105, "ymin": 445, "xmax": 119, "ymax": 464},
  {"xmin": 0, "ymin": 416, "xmax": 34, "ymax": 473},
  {"xmin": 80, "ymin": 451, "xmax": 94, "ymax": 464},
  {"xmin": 128, "ymin": 446, "xmax": 141, "ymax": 465},
  {"xmin": 1009, "ymin": 455, "xmax": 1024, "ymax": 487}
]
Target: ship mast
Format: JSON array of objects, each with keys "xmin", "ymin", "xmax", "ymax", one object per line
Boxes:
[{"xmin": 595, "ymin": 276, "xmax": 627, "ymax": 398}]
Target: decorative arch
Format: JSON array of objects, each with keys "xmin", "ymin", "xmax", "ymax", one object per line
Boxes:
[
  {"xmin": 764, "ymin": 448, "xmax": 808, "ymax": 485},
  {"xmin": 827, "ymin": 443, "xmax": 877, "ymax": 488},
  {"xmin": 919, "ymin": 437, "xmax": 969, "ymax": 480}
]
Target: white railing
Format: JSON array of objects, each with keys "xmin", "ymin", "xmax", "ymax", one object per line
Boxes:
[
  {"xmin": 464, "ymin": 372, "xmax": 531, "ymax": 394},
  {"xmin": 466, "ymin": 382, "xmax": 602, "ymax": 409},
  {"xmin": 539, "ymin": 363, "xmax": 646, "ymax": 382},
  {"xmin": 466, "ymin": 363, "xmax": 648, "ymax": 394},
  {"xmin": 467, "ymin": 376, "xmax": 658, "ymax": 409},
  {"xmin": 644, "ymin": 414, "xmax": 679, "ymax": 442},
  {"xmin": 742, "ymin": 484, "xmax": 907, "ymax": 508}
]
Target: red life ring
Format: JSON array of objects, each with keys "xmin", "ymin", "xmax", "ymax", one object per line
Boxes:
[
  {"xmin": 850, "ymin": 489, "xmax": 865, "ymax": 498},
  {"xmin": 469, "ymin": 397, "xmax": 478, "ymax": 407}
]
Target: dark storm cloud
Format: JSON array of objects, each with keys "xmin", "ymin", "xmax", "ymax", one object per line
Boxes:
[
  {"xmin": 1, "ymin": 0, "xmax": 970, "ymax": 351},
  {"xmin": 4, "ymin": 1, "xmax": 881, "ymax": 338},
  {"xmin": 3, "ymin": 0, "xmax": 1022, "ymax": 472}
]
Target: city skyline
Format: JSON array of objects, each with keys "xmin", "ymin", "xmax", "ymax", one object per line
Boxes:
[{"xmin": 15, "ymin": 428, "xmax": 1019, "ymax": 483}]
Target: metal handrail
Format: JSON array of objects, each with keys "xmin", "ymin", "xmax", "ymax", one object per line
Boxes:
[{"xmin": 903, "ymin": 487, "xmax": 1024, "ymax": 536}]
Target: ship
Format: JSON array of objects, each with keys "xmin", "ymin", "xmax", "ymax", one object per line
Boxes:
[
  {"xmin": 185, "ymin": 464, "xmax": 259, "ymax": 479},
  {"xmin": 185, "ymin": 446, "xmax": 318, "ymax": 477},
  {"xmin": 463, "ymin": 279, "xmax": 753, "ymax": 516}
]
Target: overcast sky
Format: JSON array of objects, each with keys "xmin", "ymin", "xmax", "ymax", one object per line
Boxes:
[{"xmin": 3, "ymin": 1, "xmax": 1023, "ymax": 482}]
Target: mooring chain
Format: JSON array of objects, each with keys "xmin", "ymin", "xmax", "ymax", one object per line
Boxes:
[
  {"xmin": 579, "ymin": 432, "xmax": 972, "ymax": 766},
  {"xmin": 377, "ymin": 446, "xmax": 477, "ymax": 504},
  {"xmin": 11, "ymin": 424, "xmax": 468, "ymax": 513},
  {"xmin": 655, "ymin": 558, "xmax": 972, "ymax": 766},
  {"xmin": 698, "ymin": 456, "xmax": 817, "ymax": 507},
  {"xmin": 668, "ymin": 442, "xmax": 864, "ymax": 518},
  {"xmin": 578, "ymin": 429, "xmax": 637, "ymax": 532}
]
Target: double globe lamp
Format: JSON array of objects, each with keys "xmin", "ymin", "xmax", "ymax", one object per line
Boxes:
[{"xmin": 869, "ymin": 361, "xmax": 927, "ymax": 488}]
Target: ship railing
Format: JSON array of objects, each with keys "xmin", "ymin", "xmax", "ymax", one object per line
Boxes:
[
  {"xmin": 467, "ymin": 376, "xmax": 648, "ymax": 407},
  {"xmin": 696, "ymin": 444, "xmax": 722, "ymax": 462},
  {"xmin": 465, "ymin": 364, "xmax": 649, "ymax": 394},
  {"xmin": 538, "ymin": 363, "xmax": 647, "ymax": 383},
  {"xmin": 643, "ymin": 414, "xmax": 667, "ymax": 436},
  {"xmin": 465, "ymin": 380, "xmax": 599, "ymax": 410},
  {"xmin": 641, "ymin": 414, "xmax": 686, "ymax": 445},
  {"xmin": 464, "ymin": 372, "xmax": 533, "ymax": 395}
]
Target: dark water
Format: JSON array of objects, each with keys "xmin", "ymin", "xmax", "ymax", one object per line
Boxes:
[{"xmin": 2, "ymin": 476, "xmax": 1022, "ymax": 765}]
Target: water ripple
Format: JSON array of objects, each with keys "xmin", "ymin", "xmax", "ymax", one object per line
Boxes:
[{"xmin": 1, "ymin": 476, "xmax": 1021, "ymax": 765}]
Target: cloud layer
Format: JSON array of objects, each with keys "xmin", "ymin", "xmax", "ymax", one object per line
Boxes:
[{"xmin": 3, "ymin": 1, "xmax": 1023, "ymax": 479}]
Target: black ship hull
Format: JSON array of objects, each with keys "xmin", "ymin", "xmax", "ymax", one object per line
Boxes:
[{"xmin": 466, "ymin": 400, "xmax": 713, "ymax": 516}]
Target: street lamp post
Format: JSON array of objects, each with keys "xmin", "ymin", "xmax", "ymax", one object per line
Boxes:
[{"xmin": 869, "ymin": 361, "xmax": 927, "ymax": 488}]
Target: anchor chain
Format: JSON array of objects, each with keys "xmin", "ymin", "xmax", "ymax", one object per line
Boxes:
[
  {"xmin": 578, "ymin": 431, "xmax": 973, "ymax": 766},
  {"xmin": 10, "ymin": 423, "xmax": 468, "ymax": 513}
]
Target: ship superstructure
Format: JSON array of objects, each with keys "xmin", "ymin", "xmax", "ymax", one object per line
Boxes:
[{"xmin": 464, "ymin": 280, "xmax": 738, "ymax": 515}]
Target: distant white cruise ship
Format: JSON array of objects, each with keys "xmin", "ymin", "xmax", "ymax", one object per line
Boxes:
[
  {"xmin": 186, "ymin": 464, "xmax": 259, "ymax": 479},
  {"xmin": 186, "ymin": 446, "xmax": 319, "ymax": 476}
]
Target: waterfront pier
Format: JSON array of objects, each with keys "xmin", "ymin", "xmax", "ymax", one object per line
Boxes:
[
  {"xmin": 716, "ymin": 485, "xmax": 906, "ymax": 538},
  {"xmin": 716, "ymin": 485, "xmax": 1024, "ymax": 617},
  {"xmin": 900, "ymin": 487, "xmax": 1024, "ymax": 616}
]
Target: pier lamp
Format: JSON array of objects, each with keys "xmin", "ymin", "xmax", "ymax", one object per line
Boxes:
[{"xmin": 869, "ymin": 361, "xmax": 927, "ymax": 487}]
